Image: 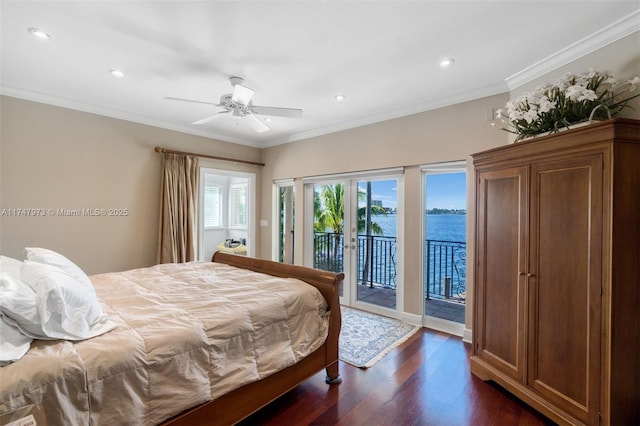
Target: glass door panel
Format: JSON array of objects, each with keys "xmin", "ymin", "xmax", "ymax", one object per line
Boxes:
[
  {"xmin": 276, "ymin": 184, "xmax": 295, "ymax": 264},
  {"xmin": 306, "ymin": 174, "xmax": 400, "ymax": 312},
  {"xmin": 355, "ymin": 179, "xmax": 397, "ymax": 309},
  {"xmin": 311, "ymin": 182, "xmax": 351, "ymax": 301},
  {"xmin": 423, "ymin": 169, "xmax": 467, "ymax": 332}
]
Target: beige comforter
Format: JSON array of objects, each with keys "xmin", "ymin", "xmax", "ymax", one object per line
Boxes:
[{"xmin": 0, "ymin": 261, "xmax": 329, "ymax": 425}]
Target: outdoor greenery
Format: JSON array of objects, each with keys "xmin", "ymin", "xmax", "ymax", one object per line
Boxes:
[
  {"xmin": 314, "ymin": 184, "xmax": 387, "ymax": 235},
  {"xmin": 314, "ymin": 183, "xmax": 389, "ymax": 283}
]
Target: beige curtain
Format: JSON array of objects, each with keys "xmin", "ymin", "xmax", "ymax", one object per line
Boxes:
[{"xmin": 157, "ymin": 153, "xmax": 198, "ymax": 264}]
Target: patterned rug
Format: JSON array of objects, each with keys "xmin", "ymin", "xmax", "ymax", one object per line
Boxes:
[{"xmin": 339, "ymin": 306, "xmax": 420, "ymax": 368}]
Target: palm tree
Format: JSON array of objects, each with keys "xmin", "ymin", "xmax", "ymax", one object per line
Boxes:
[
  {"xmin": 315, "ymin": 184, "xmax": 386, "ymax": 234},
  {"xmin": 314, "ymin": 183, "xmax": 387, "ymax": 278},
  {"xmin": 314, "ymin": 185, "xmax": 344, "ymax": 270},
  {"xmin": 357, "ymin": 198, "xmax": 386, "ymax": 234},
  {"xmin": 315, "ymin": 184, "xmax": 344, "ymax": 234}
]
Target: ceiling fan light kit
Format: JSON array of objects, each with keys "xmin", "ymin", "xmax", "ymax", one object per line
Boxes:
[{"xmin": 166, "ymin": 76, "xmax": 303, "ymax": 133}]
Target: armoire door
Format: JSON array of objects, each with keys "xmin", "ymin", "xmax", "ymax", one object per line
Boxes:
[
  {"xmin": 475, "ymin": 166, "xmax": 528, "ymax": 382},
  {"xmin": 527, "ymin": 154, "xmax": 603, "ymax": 424}
]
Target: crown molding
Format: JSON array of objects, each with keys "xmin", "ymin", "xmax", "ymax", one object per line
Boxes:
[
  {"xmin": 505, "ymin": 10, "xmax": 640, "ymax": 90},
  {"xmin": 1, "ymin": 81, "xmax": 508, "ymax": 149},
  {"xmin": 0, "ymin": 86, "xmax": 263, "ymax": 148}
]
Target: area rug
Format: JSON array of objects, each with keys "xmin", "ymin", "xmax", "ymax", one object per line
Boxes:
[{"xmin": 339, "ymin": 306, "xmax": 420, "ymax": 368}]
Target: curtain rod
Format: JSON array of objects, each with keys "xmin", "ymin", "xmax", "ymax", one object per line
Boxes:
[{"xmin": 154, "ymin": 147, "xmax": 265, "ymax": 167}]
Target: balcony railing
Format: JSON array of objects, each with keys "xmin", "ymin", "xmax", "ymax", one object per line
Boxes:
[
  {"xmin": 313, "ymin": 233, "xmax": 397, "ymax": 288},
  {"xmin": 313, "ymin": 232, "xmax": 466, "ymax": 303},
  {"xmin": 424, "ymin": 239, "xmax": 466, "ymax": 302}
]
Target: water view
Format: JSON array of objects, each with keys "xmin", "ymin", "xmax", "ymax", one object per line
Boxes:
[
  {"xmin": 354, "ymin": 212, "xmax": 467, "ymax": 300},
  {"xmin": 312, "ymin": 177, "xmax": 468, "ymax": 314},
  {"xmin": 374, "ymin": 213, "xmax": 466, "ymax": 243}
]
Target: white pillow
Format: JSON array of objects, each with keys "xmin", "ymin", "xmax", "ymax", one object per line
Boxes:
[
  {"xmin": 25, "ymin": 247, "xmax": 92, "ymax": 288},
  {"xmin": 20, "ymin": 260, "xmax": 112, "ymax": 340},
  {"xmin": 0, "ymin": 272, "xmax": 48, "ymax": 339},
  {"xmin": 0, "ymin": 255, "xmax": 23, "ymax": 282},
  {"xmin": 0, "ymin": 315, "xmax": 32, "ymax": 366}
]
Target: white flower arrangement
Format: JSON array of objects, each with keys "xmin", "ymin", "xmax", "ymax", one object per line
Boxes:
[{"xmin": 496, "ymin": 69, "xmax": 640, "ymax": 141}]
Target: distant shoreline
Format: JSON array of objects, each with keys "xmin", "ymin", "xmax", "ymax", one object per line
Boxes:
[
  {"xmin": 375, "ymin": 211, "xmax": 467, "ymax": 216},
  {"xmin": 425, "ymin": 208, "xmax": 466, "ymax": 215}
]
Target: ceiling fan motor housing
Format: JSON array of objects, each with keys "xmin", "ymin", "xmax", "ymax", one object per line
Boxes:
[{"xmin": 219, "ymin": 94, "xmax": 252, "ymax": 116}]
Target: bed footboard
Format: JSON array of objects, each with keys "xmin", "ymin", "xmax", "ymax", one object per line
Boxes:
[{"xmin": 164, "ymin": 252, "xmax": 344, "ymax": 425}]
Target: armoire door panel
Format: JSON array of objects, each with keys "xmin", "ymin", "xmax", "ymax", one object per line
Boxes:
[
  {"xmin": 528, "ymin": 154, "xmax": 603, "ymax": 424},
  {"xmin": 476, "ymin": 167, "xmax": 527, "ymax": 381}
]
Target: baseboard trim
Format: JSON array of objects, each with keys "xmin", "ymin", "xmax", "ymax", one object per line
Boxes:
[
  {"xmin": 395, "ymin": 312, "xmax": 469, "ymax": 340},
  {"xmin": 399, "ymin": 311, "xmax": 422, "ymax": 326},
  {"xmin": 462, "ymin": 328, "xmax": 472, "ymax": 344},
  {"xmin": 422, "ymin": 316, "xmax": 464, "ymax": 337}
]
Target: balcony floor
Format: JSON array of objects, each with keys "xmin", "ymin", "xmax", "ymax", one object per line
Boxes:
[
  {"xmin": 425, "ymin": 298, "xmax": 466, "ymax": 323},
  {"xmin": 354, "ymin": 284, "xmax": 465, "ymax": 324},
  {"xmin": 356, "ymin": 283, "xmax": 396, "ymax": 309}
]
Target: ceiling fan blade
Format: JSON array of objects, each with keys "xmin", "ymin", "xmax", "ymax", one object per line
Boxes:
[
  {"xmin": 244, "ymin": 114, "xmax": 270, "ymax": 133},
  {"xmin": 232, "ymin": 83, "xmax": 255, "ymax": 106},
  {"xmin": 252, "ymin": 105, "xmax": 303, "ymax": 119},
  {"xmin": 164, "ymin": 96, "xmax": 221, "ymax": 107},
  {"xmin": 192, "ymin": 111, "xmax": 229, "ymax": 125}
]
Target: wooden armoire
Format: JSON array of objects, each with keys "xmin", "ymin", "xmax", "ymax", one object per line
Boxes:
[{"xmin": 470, "ymin": 118, "xmax": 639, "ymax": 425}]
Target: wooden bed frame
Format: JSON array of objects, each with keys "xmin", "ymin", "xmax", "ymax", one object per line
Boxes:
[{"xmin": 163, "ymin": 252, "xmax": 344, "ymax": 426}]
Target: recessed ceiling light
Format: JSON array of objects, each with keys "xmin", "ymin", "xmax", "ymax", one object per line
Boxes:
[
  {"xmin": 109, "ymin": 69, "xmax": 125, "ymax": 78},
  {"xmin": 334, "ymin": 94, "xmax": 345, "ymax": 101},
  {"xmin": 28, "ymin": 28, "xmax": 51, "ymax": 40},
  {"xmin": 440, "ymin": 58, "xmax": 455, "ymax": 68},
  {"xmin": 264, "ymin": 117, "xmax": 272, "ymax": 122}
]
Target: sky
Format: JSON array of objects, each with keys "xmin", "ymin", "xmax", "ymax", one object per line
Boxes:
[
  {"xmin": 424, "ymin": 172, "xmax": 467, "ymax": 210},
  {"xmin": 364, "ymin": 172, "xmax": 467, "ymax": 210}
]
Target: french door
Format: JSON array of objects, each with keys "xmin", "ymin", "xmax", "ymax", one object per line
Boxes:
[{"xmin": 304, "ymin": 171, "xmax": 401, "ymax": 314}]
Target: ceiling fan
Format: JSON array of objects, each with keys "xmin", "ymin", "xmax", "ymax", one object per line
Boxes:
[{"xmin": 164, "ymin": 77, "xmax": 303, "ymax": 133}]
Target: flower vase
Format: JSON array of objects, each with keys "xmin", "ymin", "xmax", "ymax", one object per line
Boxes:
[{"xmin": 516, "ymin": 105, "xmax": 612, "ymax": 142}]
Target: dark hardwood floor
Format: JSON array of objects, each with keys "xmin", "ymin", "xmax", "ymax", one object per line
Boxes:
[{"xmin": 240, "ymin": 328, "xmax": 554, "ymax": 426}]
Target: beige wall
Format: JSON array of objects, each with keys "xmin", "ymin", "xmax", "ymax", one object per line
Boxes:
[
  {"xmin": 260, "ymin": 93, "xmax": 510, "ymax": 322},
  {"xmin": 0, "ymin": 96, "xmax": 261, "ymax": 274}
]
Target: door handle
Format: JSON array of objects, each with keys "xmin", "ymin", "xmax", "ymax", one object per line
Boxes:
[{"xmin": 527, "ymin": 273, "xmax": 535, "ymax": 278}]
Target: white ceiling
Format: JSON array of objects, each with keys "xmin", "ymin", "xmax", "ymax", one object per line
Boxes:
[{"xmin": 1, "ymin": 1, "xmax": 638, "ymax": 148}]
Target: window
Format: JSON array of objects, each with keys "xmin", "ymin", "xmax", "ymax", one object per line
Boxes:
[
  {"xmin": 199, "ymin": 168, "xmax": 255, "ymax": 260},
  {"xmin": 203, "ymin": 184, "xmax": 222, "ymax": 228},
  {"xmin": 229, "ymin": 183, "xmax": 247, "ymax": 228}
]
